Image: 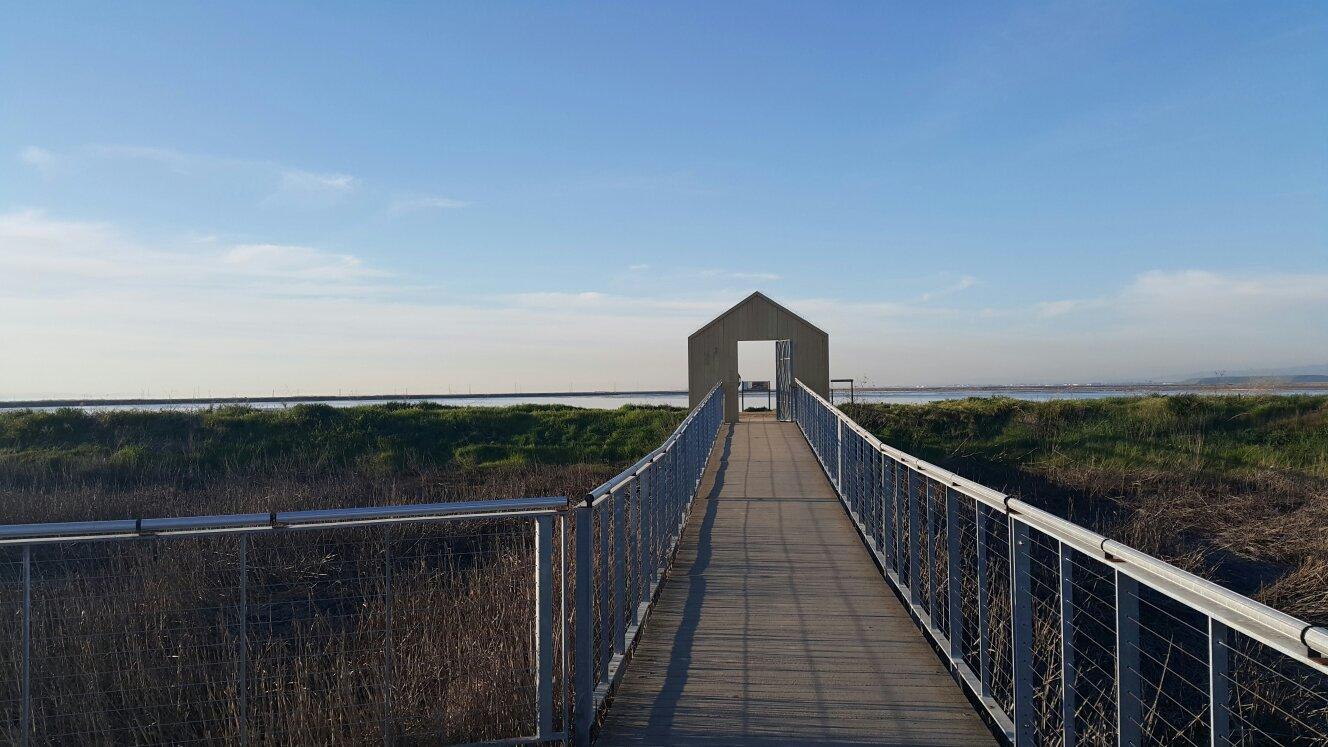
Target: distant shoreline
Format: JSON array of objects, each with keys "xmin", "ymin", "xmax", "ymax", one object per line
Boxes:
[
  {"xmin": 853, "ymin": 382, "xmax": 1328, "ymax": 394},
  {"xmin": 0, "ymin": 390, "xmax": 688, "ymax": 409},
  {"xmin": 4, "ymin": 381, "xmax": 1327, "ymax": 410}
]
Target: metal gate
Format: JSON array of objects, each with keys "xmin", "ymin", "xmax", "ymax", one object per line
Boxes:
[{"xmin": 775, "ymin": 339, "xmax": 794, "ymax": 421}]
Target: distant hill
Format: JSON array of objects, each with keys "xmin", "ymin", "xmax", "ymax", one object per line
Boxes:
[
  {"xmin": 1175, "ymin": 363, "xmax": 1328, "ymax": 385},
  {"xmin": 1183, "ymin": 374, "xmax": 1328, "ymax": 386}
]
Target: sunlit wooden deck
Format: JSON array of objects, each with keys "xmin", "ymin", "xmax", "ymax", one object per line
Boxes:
[{"xmin": 598, "ymin": 415, "xmax": 995, "ymax": 745}]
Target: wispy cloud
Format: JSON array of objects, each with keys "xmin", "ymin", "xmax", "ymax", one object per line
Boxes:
[
  {"xmin": 0, "ymin": 209, "xmax": 389, "ymax": 294},
  {"xmin": 265, "ymin": 169, "xmax": 357, "ymax": 208},
  {"xmin": 387, "ymin": 195, "xmax": 470, "ymax": 216},
  {"xmin": 2, "ymin": 214, "xmax": 1325, "ymax": 396},
  {"xmin": 16, "ymin": 146, "xmax": 58, "ymax": 176},
  {"xmin": 696, "ymin": 269, "xmax": 782, "ymax": 283},
  {"xmin": 12, "ymin": 144, "xmax": 450, "ymax": 212},
  {"xmin": 919, "ymin": 274, "xmax": 979, "ymax": 301}
]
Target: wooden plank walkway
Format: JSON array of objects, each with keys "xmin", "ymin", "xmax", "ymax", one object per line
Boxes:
[{"xmin": 599, "ymin": 416, "xmax": 996, "ymax": 746}]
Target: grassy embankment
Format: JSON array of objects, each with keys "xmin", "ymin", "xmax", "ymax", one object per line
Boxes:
[
  {"xmin": 0, "ymin": 401, "xmax": 686, "ymax": 521},
  {"xmin": 842, "ymin": 395, "xmax": 1328, "ymax": 623},
  {"xmin": 0, "ymin": 402, "xmax": 688, "ymax": 743}
]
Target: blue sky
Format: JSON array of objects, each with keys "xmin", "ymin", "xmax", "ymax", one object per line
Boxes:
[{"xmin": 2, "ymin": 2, "xmax": 1325, "ymax": 397}]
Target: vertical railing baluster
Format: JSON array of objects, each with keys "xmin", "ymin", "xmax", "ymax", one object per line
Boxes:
[
  {"xmin": 382, "ymin": 530, "xmax": 393, "ymax": 746},
  {"xmin": 927, "ymin": 478, "xmax": 938, "ymax": 627},
  {"xmin": 1209, "ymin": 618, "xmax": 1230, "ymax": 747},
  {"xmin": 237, "ymin": 535, "xmax": 247, "ymax": 747},
  {"xmin": 836, "ymin": 418, "xmax": 843, "ymax": 491},
  {"xmin": 598, "ymin": 500, "xmax": 610, "ymax": 684},
  {"xmin": 1010, "ymin": 517, "xmax": 1034, "ymax": 745},
  {"xmin": 874, "ymin": 448, "xmax": 882, "ymax": 550},
  {"xmin": 1116, "ymin": 573, "xmax": 1142, "ymax": 747},
  {"xmin": 946, "ymin": 487, "xmax": 963, "ymax": 663},
  {"xmin": 1060, "ymin": 542, "xmax": 1077, "ymax": 747},
  {"xmin": 908, "ymin": 468, "xmax": 922, "ymax": 607},
  {"xmin": 20, "ymin": 544, "xmax": 31, "ymax": 747},
  {"xmin": 535, "ymin": 514, "xmax": 554, "ymax": 740},
  {"xmin": 574, "ymin": 502, "xmax": 594, "ymax": 747},
  {"xmin": 642, "ymin": 467, "xmax": 655, "ymax": 590},
  {"xmin": 614, "ymin": 488, "xmax": 626, "ymax": 654},
  {"xmin": 976, "ymin": 502, "xmax": 992, "ymax": 699}
]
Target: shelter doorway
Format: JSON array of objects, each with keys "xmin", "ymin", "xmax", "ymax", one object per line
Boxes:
[{"xmin": 737, "ymin": 340, "xmax": 776, "ymax": 413}]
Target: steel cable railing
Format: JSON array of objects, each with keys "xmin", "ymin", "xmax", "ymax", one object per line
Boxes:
[
  {"xmin": 0, "ymin": 498, "xmax": 568, "ymax": 745},
  {"xmin": 792, "ymin": 378, "xmax": 1328, "ymax": 746},
  {"xmin": 0, "ymin": 382, "xmax": 724, "ymax": 746},
  {"xmin": 571, "ymin": 381, "xmax": 723, "ymax": 746}
]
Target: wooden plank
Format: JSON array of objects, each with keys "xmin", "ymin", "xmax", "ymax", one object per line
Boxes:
[{"xmin": 598, "ymin": 419, "xmax": 996, "ymax": 745}]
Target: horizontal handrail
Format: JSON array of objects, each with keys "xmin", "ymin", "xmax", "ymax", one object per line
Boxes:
[
  {"xmin": 0, "ymin": 496, "xmax": 568, "ymax": 543},
  {"xmin": 794, "ymin": 378, "xmax": 1328, "ymax": 669}
]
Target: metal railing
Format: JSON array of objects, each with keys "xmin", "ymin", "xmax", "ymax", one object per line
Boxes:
[
  {"xmin": 793, "ymin": 379, "xmax": 1328, "ymax": 746},
  {"xmin": 571, "ymin": 381, "xmax": 723, "ymax": 745},
  {"xmin": 0, "ymin": 383, "xmax": 724, "ymax": 746},
  {"xmin": 0, "ymin": 497, "xmax": 569, "ymax": 745}
]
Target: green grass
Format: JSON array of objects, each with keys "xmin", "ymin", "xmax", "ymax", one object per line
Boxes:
[
  {"xmin": 842, "ymin": 394, "xmax": 1328, "ymax": 482},
  {"xmin": 843, "ymin": 395, "xmax": 1328, "ymax": 621},
  {"xmin": 0, "ymin": 402, "xmax": 687, "ymax": 486}
]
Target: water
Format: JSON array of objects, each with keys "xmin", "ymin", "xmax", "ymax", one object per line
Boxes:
[{"xmin": 4, "ymin": 386, "xmax": 1324, "ymax": 413}]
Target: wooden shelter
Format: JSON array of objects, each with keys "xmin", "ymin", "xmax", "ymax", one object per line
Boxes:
[{"xmin": 687, "ymin": 291, "xmax": 829, "ymax": 422}]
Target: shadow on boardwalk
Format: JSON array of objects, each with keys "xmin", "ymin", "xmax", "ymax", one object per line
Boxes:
[{"xmin": 599, "ymin": 417, "xmax": 995, "ymax": 746}]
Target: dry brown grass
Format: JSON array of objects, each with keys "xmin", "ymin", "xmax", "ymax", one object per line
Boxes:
[{"xmin": 0, "ymin": 463, "xmax": 611, "ymax": 744}]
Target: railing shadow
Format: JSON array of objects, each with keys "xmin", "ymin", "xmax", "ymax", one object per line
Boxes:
[{"xmin": 642, "ymin": 423, "xmax": 733, "ymax": 736}]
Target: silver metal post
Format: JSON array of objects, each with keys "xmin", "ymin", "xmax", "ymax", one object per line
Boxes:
[
  {"xmin": 1010, "ymin": 518, "xmax": 1035, "ymax": 744},
  {"xmin": 633, "ymin": 478, "xmax": 645, "ymax": 626},
  {"xmin": 1208, "ymin": 618, "xmax": 1230, "ymax": 747},
  {"xmin": 927, "ymin": 477, "xmax": 938, "ymax": 627},
  {"xmin": 535, "ymin": 515, "xmax": 554, "ymax": 739},
  {"xmin": 1060, "ymin": 541, "xmax": 1077, "ymax": 747},
  {"xmin": 976, "ymin": 503, "xmax": 992, "ymax": 699},
  {"xmin": 21, "ymin": 544, "xmax": 31, "ymax": 747},
  {"xmin": 238, "ymin": 535, "xmax": 247, "ymax": 746},
  {"xmin": 836, "ymin": 418, "xmax": 843, "ymax": 490},
  {"xmin": 946, "ymin": 487, "xmax": 963, "ymax": 662},
  {"xmin": 908, "ymin": 469, "xmax": 922, "ymax": 606},
  {"xmin": 1116, "ymin": 572, "xmax": 1142, "ymax": 746},
  {"xmin": 614, "ymin": 487, "xmax": 626, "ymax": 654},
  {"xmin": 642, "ymin": 467, "xmax": 655, "ymax": 589},
  {"xmin": 382, "ymin": 532, "xmax": 393, "ymax": 746},
  {"xmin": 574, "ymin": 504, "xmax": 594, "ymax": 746},
  {"xmin": 598, "ymin": 501, "xmax": 610, "ymax": 684}
]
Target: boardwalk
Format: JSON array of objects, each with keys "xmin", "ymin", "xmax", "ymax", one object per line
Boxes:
[{"xmin": 600, "ymin": 416, "xmax": 995, "ymax": 745}]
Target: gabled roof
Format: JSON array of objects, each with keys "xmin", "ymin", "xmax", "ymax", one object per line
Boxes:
[{"xmin": 688, "ymin": 291, "xmax": 827, "ymax": 339}]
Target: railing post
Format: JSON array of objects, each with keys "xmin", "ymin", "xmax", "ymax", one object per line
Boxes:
[
  {"xmin": 574, "ymin": 501, "xmax": 594, "ymax": 747},
  {"xmin": 836, "ymin": 418, "xmax": 842, "ymax": 490},
  {"xmin": 1208, "ymin": 618, "xmax": 1230, "ymax": 747},
  {"xmin": 597, "ymin": 500, "xmax": 610, "ymax": 684},
  {"xmin": 642, "ymin": 466, "xmax": 655, "ymax": 590},
  {"xmin": 1010, "ymin": 517, "xmax": 1035, "ymax": 745},
  {"xmin": 237, "ymin": 535, "xmax": 247, "ymax": 747},
  {"xmin": 908, "ymin": 468, "xmax": 922, "ymax": 606},
  {"xmin": 614, "ymin": 488, "xmax": 626, "ymax": 654},
  {"xmin": 1060, "ymin": 542, "xmax": 1077, "ymax": 747},
  {"xmin": 382, "ymin": 531, "xmax": 393, "ymax": 746},
  {"xmin": 633, "ymin": 478, "xmax": 645, "ymax": 626},
  {"xmin": 871, "ymin": 443, "xmax": 881, "ymax": 550},
  {"xmin": 20, "ymin": 544, "xmax": 30, "ymax": 747},
  {"xmin": 882, "ymin": 454, "xmax": 895, "ymax": 569},
  {"xmin": 1116, "ymin": 572, "xmax": 1142, "ymax": 747},
  {"xmin": 946, "ymin": 487, "xmax": 963, "ymax": 663},
  {"xmin": 926, "ymin": 478, "xmax": 938, "ymax": 627},
  {"xmin": 976, "ymin": 502, "xmax": 992, "ymax": 699},
  {"xmin": 535, "ymin": 514, "xmax": 555, "ymax": 740}
]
